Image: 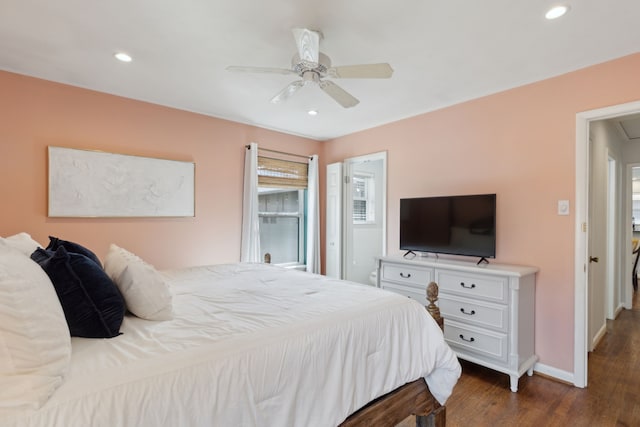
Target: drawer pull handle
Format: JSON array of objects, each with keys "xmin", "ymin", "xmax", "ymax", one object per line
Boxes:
[
  {"xmin": 399, "ymin": 272, "xmax": 412, "ymax": 278},
  {"xmin": 459, "ymin": 334, "xmax": 475, "ymax": 343},
  {"xmin": 460, "ymin": 308, "xmax": 476, "ymax": 315},
  {"xmin": 460, "ymin": 282, "xmax": 476, "ymax": 289}
]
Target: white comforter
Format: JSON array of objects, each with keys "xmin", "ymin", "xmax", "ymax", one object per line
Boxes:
[{"xmin": 4, "ymin": 263, "xmax": 461, "ymax": 427}]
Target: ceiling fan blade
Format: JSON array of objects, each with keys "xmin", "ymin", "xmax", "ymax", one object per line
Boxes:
[
  {"xmin": 292, "ymin": 28, "xmax": 320, "ymax": 65},
  {"xmin": 270, "ymin": 80, "xmax": 306, "ymax": 104},
  {"xmin": 226, "ymin": 65, "xmax": 296, "ymax": 75},
  {"xmin": 327, "ymin": 63, "xmax": 394, "ymax": 79},
  {"xmin": 318, "ymin": 80, "xmax": 359, "ymax": 108}
]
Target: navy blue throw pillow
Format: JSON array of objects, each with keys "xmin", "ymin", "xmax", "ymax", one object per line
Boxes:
[
  {"xmin": 46, "ymin": 236, "xmax": 102, "ymax": 268},
  {"xmin": 31, "ymin": 246, "xmax": 125, "ymax": 338}
]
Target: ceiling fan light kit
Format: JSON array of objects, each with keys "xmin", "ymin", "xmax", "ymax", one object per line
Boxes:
[{"xmin": 227, "ymin": 28, "xmax": 393, "ymax": 109}]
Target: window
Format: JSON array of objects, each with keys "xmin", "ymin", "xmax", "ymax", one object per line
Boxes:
[
  {"xmin": 352, "ymin": 173, "xmax": 375, "ymax": 224},
  {"xmin": 258, "ymin": 189, "xmax": 306, "ymax": 265},
  {"xmin": 257, "ymin": 156, "xmax": 308, "ymax": 267}
]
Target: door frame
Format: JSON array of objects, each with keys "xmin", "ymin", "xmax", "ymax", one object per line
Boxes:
[
  {"xmin": 343, "ymin": 151, "xmax": 387, "ymax": 283},
  {"xmin": 606, "ymin": 156, "xmax": 617, "ymax": 321},
  {"xmin": 574, "ymin": 99, "xmax": 640, "ymax": 387}
]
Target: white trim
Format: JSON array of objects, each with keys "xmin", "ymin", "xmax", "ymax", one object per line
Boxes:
[
  {"xmin": 533, "ymin": 362, "xmax": 574, "ymax": 385},
  {"xmin": 614, "ymin": 303, "xmax": 625, "ymax": 318},
  {"xmin": 575, "ymin": 100, "xmax": 640, "ymax": 389},
  {"xmin": 592, "ymin": 323, "xmax": 607, "ymax": 350},
  {"xmin": 606, "ymin": 156, "xmax": 616, "ymax": 320}
]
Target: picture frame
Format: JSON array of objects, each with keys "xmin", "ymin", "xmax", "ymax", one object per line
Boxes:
[{"xmin": 48, "ymin": 146, "xmax": 195, "ymax": 218}]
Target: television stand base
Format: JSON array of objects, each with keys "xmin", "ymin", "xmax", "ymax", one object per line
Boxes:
[
  {"xmin": 477, "ymin": 257, "xmax": 490, "ymax": 265},
  {"xmin": 403, "ymin": 250, "xmax": 417, "ymax": 259}
]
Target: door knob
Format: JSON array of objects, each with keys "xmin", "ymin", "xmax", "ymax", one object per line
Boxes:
[{"xmin": 589, "ymin": 256, "xmax": 599, "ymax": 263}]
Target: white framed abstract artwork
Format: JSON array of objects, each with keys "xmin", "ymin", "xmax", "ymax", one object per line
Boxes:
[{"xmin": 48, "ymin": 146, "xmax": 195, "ymax": 217}]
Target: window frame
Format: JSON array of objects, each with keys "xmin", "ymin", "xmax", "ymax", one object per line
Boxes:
[
  {"xmin": 352, "ymin": 172, "xmax": 376, "ymax": 225},
  {"xmin": 258, "ymin": 188, "xmax": 306, "ymax": 267}
]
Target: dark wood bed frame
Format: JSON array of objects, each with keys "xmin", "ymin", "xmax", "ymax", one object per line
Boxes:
[{"xmin": 339, "ymin": 281, "xmax": 446, "ymax": 427}]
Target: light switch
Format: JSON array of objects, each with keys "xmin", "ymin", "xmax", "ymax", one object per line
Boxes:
[{"xmin": 558, "ymin": 200, "xmax": 569, "ymax": 215}]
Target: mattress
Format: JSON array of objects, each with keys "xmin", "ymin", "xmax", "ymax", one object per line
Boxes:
[{"xmin": 3, "ymin": 263, "xmax": 461, "ymax": 427}]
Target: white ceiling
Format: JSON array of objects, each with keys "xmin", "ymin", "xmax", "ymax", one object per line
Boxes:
[{"xmin": 1, "ymin": 1, "xmax": 639, "ymax": 141}]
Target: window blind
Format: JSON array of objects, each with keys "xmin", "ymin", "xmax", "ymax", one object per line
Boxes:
[
  {"xmin": 258, "ymin": 156, "xmax": 308, "ymax": 189},
  {"xmin": 353, "ymin": 200, "xmax": 367, "ymax": 222}
]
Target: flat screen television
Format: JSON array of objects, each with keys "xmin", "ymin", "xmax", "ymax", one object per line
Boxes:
[{"xmin": 399, "ymin": 194, "xmax": 496, "ymax": 261}]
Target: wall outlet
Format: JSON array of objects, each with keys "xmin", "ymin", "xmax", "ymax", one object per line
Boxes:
[{"xmin": 558, "ymin": 200, "xmax": 570, "ymax": 215}]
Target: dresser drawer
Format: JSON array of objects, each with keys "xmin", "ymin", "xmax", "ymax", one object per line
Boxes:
[
  {"xmin": 381, "ymin": 263, "xmax": 432, "ymax": 287},
  {"xmin": 439, "ymin": 294, "xmax": 508, "ymax": 332},
  {"xmin": 381, "ymin": 281, "xmax": 427, "ymax": 306},
  {"xmin": 436, "ymin": 271, "xmax": 507, "ymax": 302},
  {"xmin": 444, "ymin": 320, "xmax": 508, "ymax": 362}
]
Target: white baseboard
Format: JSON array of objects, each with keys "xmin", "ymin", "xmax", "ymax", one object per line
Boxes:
[
  {"xmin": 614, "ymin": 303, "xmax": 625, "ymax": 317},
  {"xmin": 533, "ymin": 362, "xmax": 575, "ymax": 386},
  {"xmin": 591, "ymin": 323, "xmax": 607, "ymax": 350}
]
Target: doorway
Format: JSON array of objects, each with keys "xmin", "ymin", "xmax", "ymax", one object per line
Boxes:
[
  {"xmin": 586, "ymin": 143, "xmax": 621, "ymax": 352},
  {"xmin": 575, "ymin": 100, "xmax": 640, "ymax": 388},
  {"xmin": 325, "ymin": 152, "xmax": 387, "ymax": 285}
]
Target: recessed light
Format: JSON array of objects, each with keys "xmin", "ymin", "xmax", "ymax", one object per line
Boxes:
[
  {"xmin": 114, "ymin": 52, "xmax": 132, "ymax": 63},
  {"xmin": 307, "ymin": 110, "xmax": 318, "ymax": 116},
  {"xmin": 545, "ymin": 5, "xmax": 569, "ymax": 20}
]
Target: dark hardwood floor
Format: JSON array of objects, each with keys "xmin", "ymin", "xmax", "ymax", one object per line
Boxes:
[{"xmin": 398, "ymin": 291, "xmax": 640, "ymax": 427}]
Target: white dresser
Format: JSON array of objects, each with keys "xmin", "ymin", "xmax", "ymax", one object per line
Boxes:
[{"xmin": 377, "ymin": 255, "xmax": 538, "ymax": 392}]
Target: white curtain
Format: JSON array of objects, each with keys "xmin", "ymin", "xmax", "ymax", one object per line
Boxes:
[
  {"xmin": 241, "ymin": 142, "xmax": 261, "ymax": 263},
  {"xmin": 306, "ymin": 154, "xmax": 320, "ymax": 273}
]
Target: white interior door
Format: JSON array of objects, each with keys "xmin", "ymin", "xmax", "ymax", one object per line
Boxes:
[
  {"xmin": 587, "ymin": 138, "xmax": 608, "ymax": 351},
  {"xmin": 343, "ymin": 152, "xmax": 387, "ymax": 285},
  {"xmin": 325, "ymin": 162, "xmax": 342, "ymax": 279}
]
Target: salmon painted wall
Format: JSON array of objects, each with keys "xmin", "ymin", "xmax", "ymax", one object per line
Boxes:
[
  {"xmin": 0, "ymin": 71, "xmax": 321, "ymax": 269},
  {"xmin": 322, "ymin": 53, "xmax": 640, "ymax": 374}
]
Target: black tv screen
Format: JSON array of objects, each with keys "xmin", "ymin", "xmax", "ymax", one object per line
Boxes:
[{"xmin": 400, "ymin": 194, "xmax": 496, "ymax": 259}]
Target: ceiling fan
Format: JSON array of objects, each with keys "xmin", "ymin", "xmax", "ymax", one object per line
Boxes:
[{"xmin": 226, "ymin": 28, "xmax": 393, "ymax": 108}]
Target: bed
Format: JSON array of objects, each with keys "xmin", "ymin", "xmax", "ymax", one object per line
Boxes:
[{"xmin": 1, "ymin": 237, "xmax": 460, "ymax": 427}]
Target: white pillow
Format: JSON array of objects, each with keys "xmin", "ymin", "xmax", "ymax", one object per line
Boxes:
[
  {"xmin": 1, "ymin": 232, "xmax": 42, "ymax": 256},
  {"xmin": 0, "ymin": 240, "xmax": 71, "ymax": 410},
  {"xmin": 104, "ymin": 244, "xmax": 173, "ymax": 321}
]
